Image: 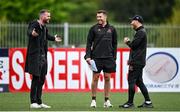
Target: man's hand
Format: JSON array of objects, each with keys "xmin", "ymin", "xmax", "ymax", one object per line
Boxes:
[
  {"xmin": 32, "ymin": 28, "xmax": 39, "ymax": 37},
  {"xmin": 124, "ymin": 37, "xmax": 130, "ymax": 44},
  {"xmin": 86, "ymin": 58, "xmax": 91, "ymax": 65},
  {"xmin": 54, "ymin": 34, "xmax": 62, "ymax": 42}
]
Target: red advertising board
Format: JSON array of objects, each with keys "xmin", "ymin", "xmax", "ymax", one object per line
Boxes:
[{"xmin": 9, "ymin": 48, "xmax": 130, "ymax": 92}]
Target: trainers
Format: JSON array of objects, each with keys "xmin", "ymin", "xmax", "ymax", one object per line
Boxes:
[
  {"xmin": 30, "ymin": 103, "xmax": 41, "ymax": 108},
  {"xmin": 138, "ymin": 101, "xmax": 153, "ymax": 108},
  {"xmin": 40, "ymin": 103, "xmax": 51, "ymax": 108},
  {"xmin": 119, "ymin": 102, "xmax": 134, "ymax": 108},
  {"xmin": 104, "ymin": 100, "xmax": 113, "ymax": 108},
  {"xmin": 90, "ymin": 100, "xmax": 96, "ymax": 108}
]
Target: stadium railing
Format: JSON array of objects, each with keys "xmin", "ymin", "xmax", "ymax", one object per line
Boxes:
[{"xmin": 0, "ymin": 22, "xmax": 180, "ymax": 48}]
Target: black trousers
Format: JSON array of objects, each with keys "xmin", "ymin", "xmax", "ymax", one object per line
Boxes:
[
  {"xmin": 127, "ymin": 65, "xmax": 151, "ymax": 103},
  {"xmin": 30, "ymin": 61, "xmax": 46, "ymax": 104}
]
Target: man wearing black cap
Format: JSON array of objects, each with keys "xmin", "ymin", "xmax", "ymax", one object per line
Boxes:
[{"xmin": 119, "ymin": 15, "xmax": 153, "ymax": 108}]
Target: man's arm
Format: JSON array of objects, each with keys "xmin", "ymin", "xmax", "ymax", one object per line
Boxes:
[
  {"xmin": 47, "ymin": 33, "xmax": 55, "ymax": 41},
  {"xmin": 27, "ymin": 21, "xmax": 39, "ymax": 37},
  {"xmin": 46, "ymin": 29, "xmax": 62, "ymax": 42},
  {"xmin": 126, "ymin": 31, "xmax": 145, "ymax": 50},
  {"xmin": 112, "ymin": 27, "xmax": 117, "ymax": 60},
  {"xmin": 84, "ymin": 27, "xmax": 94, "ymax": 60}
]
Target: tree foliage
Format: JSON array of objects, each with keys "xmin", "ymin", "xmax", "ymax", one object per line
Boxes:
[
  {"xmin": 101, "ymin": 0, "xmax": 175, "ymax": 23},
  {"xmin": 0, "ymin": 0, "xmax": 99, "ymax": 23},
  {"xmin": 167, "ymin": 0, "xmax": 180, "ymax": 25},
  {"xmin": 0, "ymin": 0, "xmax": 178, "ymax": 23}
]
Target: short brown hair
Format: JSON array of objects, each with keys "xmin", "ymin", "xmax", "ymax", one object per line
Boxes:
[
  {"xmin": 97, "ymin": 10, "xmax": 107, "ymax": 15},
  {"xmin": 39, "ymin": 9, "xmax": 50, "ymax": 16}
]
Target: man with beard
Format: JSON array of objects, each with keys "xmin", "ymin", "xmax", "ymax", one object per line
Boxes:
[
  {"xmin": 25, "ymin": 9, "xmax": 62, "ymax": 108},
  {"xmin": 84, "ymin": 10, "xmax": 117, "ymax": 108}
]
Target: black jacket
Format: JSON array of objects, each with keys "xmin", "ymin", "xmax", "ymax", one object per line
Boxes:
[
  {"xmin": 84, "ymin": 23, "xmax": 117, "ymax": 60},
  {"xmin": 25, "ymin": 20, "xmax": 55, "ymax": 76},
  {"xmin": 127, "ymin": 26, "xmax": 147, "ymax": 67}
]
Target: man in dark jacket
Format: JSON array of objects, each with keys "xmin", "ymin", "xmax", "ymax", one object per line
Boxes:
[
  {"xmin": 120, "ymin": 15, "xmax": 153, "ymax": 108},
  {"xmin": 25, "ymin": 9, "xmax": 61, "ymax": 108},
  {"xmin": 84, "ymin": 10, "xmax": 117, "ymax": 108}
]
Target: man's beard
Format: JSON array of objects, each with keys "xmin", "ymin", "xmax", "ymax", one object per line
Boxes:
[
  {"xmin": 98, "ymin": 20, "xmax": 103, "ymax": 24},
  {"xmin": 43, "ymin": 19, "xmax": 49, "ymax": 24}
]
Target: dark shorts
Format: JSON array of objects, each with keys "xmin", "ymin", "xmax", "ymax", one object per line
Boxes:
[{"xmin": 93, "ymin": 58, "xmax": 116, "ymax": 73}]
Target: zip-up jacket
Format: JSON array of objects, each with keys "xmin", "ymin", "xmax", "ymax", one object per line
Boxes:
[
  {"xmin": 127, "ymin": 26, "xmax": 147, "ymax": 67},
  {"xmin": 84, "ymin": 23, "xmax": 117, "ymax": 60}
]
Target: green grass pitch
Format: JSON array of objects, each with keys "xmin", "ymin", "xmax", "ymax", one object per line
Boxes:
[{"xmin": 0, "ymin": 92, "xmax": 180, "ymax": 111}]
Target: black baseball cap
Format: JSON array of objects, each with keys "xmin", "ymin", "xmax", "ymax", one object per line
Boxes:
[{"xmin": 129, "ymin": 15, "xmax": 144, "ymax": 23}]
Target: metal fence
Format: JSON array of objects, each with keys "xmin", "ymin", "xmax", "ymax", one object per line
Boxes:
[{"xmin": 0, "ymin": 22, "xmax": 180, "ymax": 48}]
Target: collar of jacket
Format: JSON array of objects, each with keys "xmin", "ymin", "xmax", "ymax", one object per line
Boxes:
[
  {"xmin": 97, "ymin": 21, "xmax": 109, "ymax": 28},
  {"xmin": 33, "ymin": 19, "xmax": 46, "ymax": 29},
  {"xmin": 135, "ymin": 26, "xmax": 144, "ymax": 31}
]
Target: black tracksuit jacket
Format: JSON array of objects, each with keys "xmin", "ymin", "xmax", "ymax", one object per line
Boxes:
[
  {"xmin": 25, "ymin": 20, "xmax": 55, "ymax": 76},
  {"xmin": 84, "ymin": 23, "xmax": 117, "ymax": 60},
  {"xmin": 127, "ymin": 26, "xmax": 147, "ymax": 67}
]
